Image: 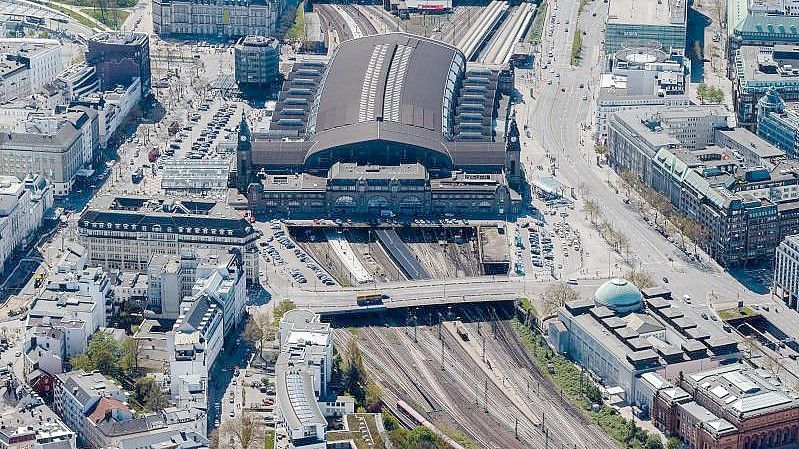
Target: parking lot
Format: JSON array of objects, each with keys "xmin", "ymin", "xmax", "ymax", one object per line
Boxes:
[{"xmin": 255, "ymin": 221, "xmax": 340, "ymax": 290}]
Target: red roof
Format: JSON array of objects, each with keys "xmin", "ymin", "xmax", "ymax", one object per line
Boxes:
[{"xmin": 87, "ymin": 397, "xmax": 130, "ymax": 424}]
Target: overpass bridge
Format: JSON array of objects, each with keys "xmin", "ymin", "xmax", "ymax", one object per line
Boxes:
[{"xmin": 279, "ymin": 276, "xmax": 608, "ymax": 317}]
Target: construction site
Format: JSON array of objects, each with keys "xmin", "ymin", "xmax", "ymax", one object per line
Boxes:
[{"xmin": 289, "ymin": 225, "xmax": 511, "ymax": 286}]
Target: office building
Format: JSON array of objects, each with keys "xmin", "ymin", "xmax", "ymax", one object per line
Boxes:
[
  {"xmin": 734, "ymin": 45, "xmax": 799, "ymax": 128},
  {"xmin": 757, "ymin": 87, "xmax": 799, "ymax": 157},
  {"xmin": 274, "ymin": 309, "xmax": 353, "ymax": 449},
  {"xmin": 160, "ymin": 158, "xmax": 232, "ymax": 198},
  {"xmin": 77, "ymin": 195, "xmax": 260, "ymax": 282},
  {"xmin": 27, "ymin": 267, "xmax": 111, "ymax": 358},
  {"xmin": 86, "ymin": 32, "xmax": 150, "ymax": 97},
  {"xmin": 727, "ymin": 10, "xmax": 799, "ymax": 77},
  {"xmin": 650, "ymin": 363, "xmax": 799, "ymax": 449},
  {"xmin": 152, "ymin": 0, "xmax": 284, "ymax": 39},
  {"xmin": 595, "ymin": 44, "xmax": 690, "ymax": 142},
  {"xmin": 606, "ymin": 105, "xmax": 730, "ymax": 185},
  {"xmin": 604, "ymin": 0, "xmax": 687, "ymax": 54},
  {"xmin": 55, "ymin": 64, "xmax": 100, "ymax": 102},
  {"xmin": 234, "ymin": 35, "xmax": 280, "ymax": 89},
  {"xmin": 166, "ymin": 294, "xmax": 223, "ymax": 399},
  {"xmin": 74, "ymin": 78, "xmax": 141, "ymax": 148},
  {"xmin": 548, "ymin": 280, "xmax": 740, "ymax": 415},
  {"xmin": 0, "ymin": 174, "xmax": 52, "ymax": 273},
  {"xmin": 239, "ymin": 33, "xmax": 522, "ymax": 218}
]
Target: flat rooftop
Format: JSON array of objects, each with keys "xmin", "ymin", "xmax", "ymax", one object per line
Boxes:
[{"xmin": 608, "ymin": 0, "xmax": 686, "ymax": 26}]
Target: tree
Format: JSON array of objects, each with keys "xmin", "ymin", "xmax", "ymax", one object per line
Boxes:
[
  {"xmin": 134, "ymin": 377, "xmax": 169, "ymax": 412},
  {"xmin": 645, "ymin": 434, "xmax": 665, "ymax": 449},
  {"xmin": 582, "ymin": 198, "xmax": 600, "ymax": 224},
  {"xmin": 272, "ymin": 299, "xmax": 297, "ymax": 322},
  {"xmin": 72, "ymin": 331, "xmax": 124, "ymax": 377},
  {"xmin": 120, "ymin": 337, "xmax": 142, "ymax": 372},
  {"xmin": 619, "ymin": 169, "xmax": 638, "ymax": 197},
  {"xmin": 341, "ymin": 336, "xmax": 367, "ymax": 404},
  {"xmin": 243, "ymin": 309, "xmax": 275, "ymax": 361},
  {"xmin": 542, "ymin": 283, "xmax": 579, "ymax": 315},
  {"xmin": 217, "ymin": 413, "xmax": 264, "ymax": 449},
  {"xmin": 625, "ymin": 268, "xmax": 656, "ymax": 289},
  {"xmin": 594, "ymin": 144, "xmax": 608, "ymax": 156},
  {"xmin": 666, "ymin": 437, "xmax": 682, "ymax": 449},
  {"xmin": 365, "ymin": 380, "xmax": 383, "ymax": 412}
]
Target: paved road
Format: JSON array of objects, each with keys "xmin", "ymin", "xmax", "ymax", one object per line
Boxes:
[{"xmin": 518, "ymin": 0, "xmax": 769, "ymax": 311}]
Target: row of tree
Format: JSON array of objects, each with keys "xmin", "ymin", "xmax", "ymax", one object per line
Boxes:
[{"xmin": 618, "ymin": 169, "xmax": 708, "ymax": 258}]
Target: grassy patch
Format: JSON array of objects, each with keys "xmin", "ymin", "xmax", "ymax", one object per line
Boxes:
[
  {"xmin": 527, "ymin": 1, "xmax": 548, "ymax": 44},
  {"xmin": 570, "ymin": 28, "xmax": 583, "ymax": 65},
  {"xmin": 59, "ymin": 0, "xmax": 137, "ymax": 6},
  {"xmin": 45, "ymin": 2, "xmax": 97, "ymax": 28},
  {"xmin": 264, "ymin": 430, "xmax": 275, "ymax": 449},
  {"xmin": 518, "ymin": 297, "xmax": 538, "ymax": 317},
  {"xmin": 718, "ymin": 306, "xmax": 756, "ymax": 320},
  {"xmin": 327, "ymin": 414, "xmax": 385, "ymax": 449},
  {"xmin": 439, "ymin": 425, "xmax": 480, "ymax": 449},
  {"xmin": 285, "ymin": 1, "xmax": 305, "ymax": 41},
  {"xmin": 511, "ymin": 319, "xmax": 658, "ymax": 449},
  {"xmin": 81, "ymin": 7, "xmax": 129, "ymax": 29}
]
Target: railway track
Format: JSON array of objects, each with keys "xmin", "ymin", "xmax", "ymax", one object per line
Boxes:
[
  {"xmin": 461, "ymin": 307, "xmax": 616, "ymax": 448},
  {"xmin": 478, "ymin": 2, "xmax": 535, "ymax": 64}
]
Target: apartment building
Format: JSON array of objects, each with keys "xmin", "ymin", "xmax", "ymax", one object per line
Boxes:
[
  {"xmin": 0, "ymin": 174, "xmax": 52, "ymax": 273},
  {"xmin": 0, "ymin": 384, "xmax": 75, "ymax": 449}
]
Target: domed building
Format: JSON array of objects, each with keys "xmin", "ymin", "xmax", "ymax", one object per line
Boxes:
[{"xmin": 594, "ymin": 278, "xmax": 643, "ymax": 314}]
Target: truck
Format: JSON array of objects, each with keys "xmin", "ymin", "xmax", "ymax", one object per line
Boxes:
[
  {"xmin": 356, "ymin": 291, "xmax": 386, "ymax": 306},
  {"xmin": 148, "ymin": 148, "xmax": 160, "ymax": 163}
]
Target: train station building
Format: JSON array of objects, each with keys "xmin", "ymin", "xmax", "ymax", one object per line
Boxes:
[{"xmin": 235, "ymin": 33, "xmax": 522, "ymax": 219}]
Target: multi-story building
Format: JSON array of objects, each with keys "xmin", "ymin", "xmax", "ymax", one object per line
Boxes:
[
  {"xmin": 0, "ymin": 385, "xmax": 76, "ymax": 449},
  {"xmin": 548, "ymin": 280, "xmax": 740, "ymax": 416},
  {"xmin": 607, "ymin": 105, "xmax": 799, "ymax": 266},
  {"xmin": 160, "ymin": 158, "xmax": 232, "ymax": 198},
  {"xmin": 152, "ymin": 0, "xmax": 284, "ymax": 38},
  {"xmin": 734, "ymin": 45, "xmax": 799, "ymax": 128},
  {"xmin": 55, "ymin": 64, "xmax": 100, "ymax": 102},
  {"xmin": 757, "ymin": 87, "xmax": 799, "ymax": 157},
  {"xmin": 274, "ymin": 309, "xmax": 353, "ymax": 449},
  {"xmin": 86, "ymin": 32, "xmax": 150, "ymax": 97},
  {"xmin": 0, "ymin": 174, "xmax": 52, "ymax": 273},
  {"xmin": 595, "ymin": 45, "xmax": 690, "ymax": 142},
  {"xmin": 234, "ymin": 35, "xmax": 279, "ymax": 89},
  {"xmin": 775, "ymin": 234, "xmax": 799, "ymax": 309},
  {"xmin": 606, "ymin": 105, "xmax": 730, "ymax": 185},
  {"xmin": 77, "ymin": 195, "xmax": 260, "ymax": 282},
  {"xmin": 604, "ymin": 0, "xmax": 687, "ymax": 54},
  {"xmin": 650, "ymin": 363, "xmax": 799, "ymax": 449},
  {"xmin": 727, "ymin": 10, "xmax": 799, "ymax": 78},
  {"xmin": 53, "ymin": 370, "xmax": 128, "ymax": 446},
  {"xmin": 166, "ymin": 294, "xmax": 224, "ymax": 399},
  {"xmin": 0, "ymin": 38, "xmax": 62, "ymax": 102},
  {"xmin": 27, "ymin": 267, "xmax": 111, "ymax": 357},
  {"xmin": 74, "ymin": 78, "xmax": 141, "ymax": 148}
]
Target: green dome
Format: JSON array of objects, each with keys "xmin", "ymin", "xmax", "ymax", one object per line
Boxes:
[{"xmin": 595, "ymin": 278, "xmax": 643, "ymax": 314}]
